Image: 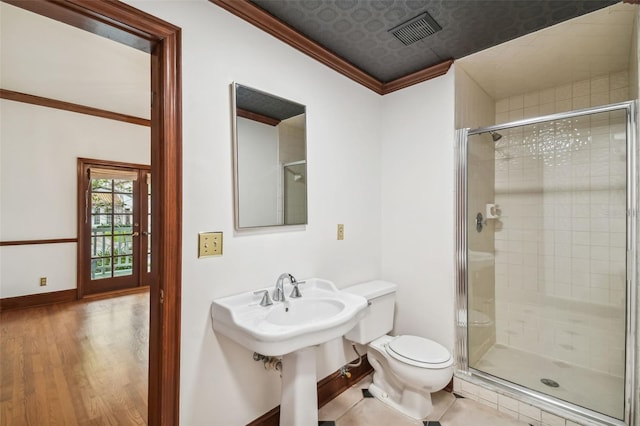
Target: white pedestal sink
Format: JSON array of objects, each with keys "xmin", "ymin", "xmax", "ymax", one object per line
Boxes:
[{"xmin": 211, "ymin": 278, "xmax": 368, "ymax": 425}]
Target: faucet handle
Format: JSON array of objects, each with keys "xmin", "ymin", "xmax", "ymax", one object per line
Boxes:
[
  {"xmin": 253, "ymin": 290, "xmax": 273, "ymax": 306},
  {"xmin": 289, "ymin": 280, "xmax": 305, "ymax": 298}
]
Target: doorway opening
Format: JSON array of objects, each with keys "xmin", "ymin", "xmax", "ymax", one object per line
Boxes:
[{"xmin": 2, "ymin": 2, "xmax": 183, "ymax": 424}]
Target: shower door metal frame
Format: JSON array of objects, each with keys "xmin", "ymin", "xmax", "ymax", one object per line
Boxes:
[{"xmin": 454, "ymin": 101, "xmax": 638, "ymax": 426}]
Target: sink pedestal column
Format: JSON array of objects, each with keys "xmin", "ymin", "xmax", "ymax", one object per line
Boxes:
[{"xmin": 280, "ymin": 346, "xmax": 317, "ymax": 426}]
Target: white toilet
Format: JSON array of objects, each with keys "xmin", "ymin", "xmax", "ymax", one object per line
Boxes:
[{"xmin": 344, "ymin": 280, "xmax": 453, "ymax": 420}]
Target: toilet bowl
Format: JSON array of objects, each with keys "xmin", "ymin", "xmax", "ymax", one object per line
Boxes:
[
  {"xmin": 343, "ymin": 280, "xmax": 454, "ymax": 420},
  {"xmin": 366, "ymin": 334, "xmax": 453, "ymax": 419}
]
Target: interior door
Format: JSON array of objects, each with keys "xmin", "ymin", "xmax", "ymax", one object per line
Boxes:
[{"xmin": 79, "ymin": 159, "xmax": 151, "ymax": 295}]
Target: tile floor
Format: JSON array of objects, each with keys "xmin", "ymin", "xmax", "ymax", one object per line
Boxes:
[{"xmin": 318, "ymin": 375, "xmax": 528, "ymax": 426}]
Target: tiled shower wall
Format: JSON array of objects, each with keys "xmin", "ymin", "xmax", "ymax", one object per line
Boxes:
[
  {"xmin": 491, "ymin": 71, "xmax": 630, "ymax": 377},
  {"xmin": 495, "ymin": 71, "xmax": 630, "ymax": 124},
  {"xmin": 277, "ymin": 117, "xmax": 305, "ymax": 223}
]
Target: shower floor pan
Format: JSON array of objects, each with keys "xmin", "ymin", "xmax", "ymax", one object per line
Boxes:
[{"xmin": 473, "ymin": 344, "xmax": 624, "ymax": 420}]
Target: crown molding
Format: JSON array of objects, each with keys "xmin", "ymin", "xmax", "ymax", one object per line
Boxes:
[
  {"xmin": 237, "ymin": 107, "xmax": 281, "ymax": 126},
  {"xmin": 210, "ymin": 0, "xmax": 453, "ymax": 95},
  {"xmin": 382, "ymin": 59, "xmax": 454, "ymax": 95}
]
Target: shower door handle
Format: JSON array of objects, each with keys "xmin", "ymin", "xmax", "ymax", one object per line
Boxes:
[{"xmin": 475, "ymin": 213, "xmax": 484, "ymax": 232}]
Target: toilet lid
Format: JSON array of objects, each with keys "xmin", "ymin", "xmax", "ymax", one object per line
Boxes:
[{"xmin": 386, "ymin": 335, "xmax": 452, "ymax": 367}]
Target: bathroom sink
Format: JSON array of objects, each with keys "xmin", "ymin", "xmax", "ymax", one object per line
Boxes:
[
  {"xmin": 212, "ymin": 277, "xmax": 368, "ymax": 425},
  {"xmin": 211, "ymin": 278, "xmax": 368, "ymax": 356},
  {"xmin": 265, "ymin": 298, "xmax": 344, "ymax": 326}
]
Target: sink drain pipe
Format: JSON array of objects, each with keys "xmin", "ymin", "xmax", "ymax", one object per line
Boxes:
[
  {"xmin": 253, "ymin": 352, "xmax": 282, "ymax": 372},
  {"xmin": 340, "ymin": 344, "xmax": 363, "ymax": 378}
]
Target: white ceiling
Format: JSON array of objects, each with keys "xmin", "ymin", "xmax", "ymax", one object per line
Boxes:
[
  {"xmin": 457, "ymin": 2, "xmax": 637, "ymax": 101},
  {"xmin": 0, "ymin": 2, "xmax": 150, "ymax": 119}
]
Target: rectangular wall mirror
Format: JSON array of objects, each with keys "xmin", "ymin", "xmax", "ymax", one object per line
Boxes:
[{"xmin": 232, "ymin": 83, "xmax": 307, "ymax": 229}]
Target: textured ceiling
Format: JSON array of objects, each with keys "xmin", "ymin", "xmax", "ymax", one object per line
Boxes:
[
  {"xmin": 236, "ymin": 83, "xmax": 306, "ymax": 120},
  {"xmin": 250, "ymin": 0, "xmax": 619, "ymax": 83}
]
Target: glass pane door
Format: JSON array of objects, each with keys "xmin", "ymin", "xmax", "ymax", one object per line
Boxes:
[
  {"xmin": 467, "ymin": 107, "xmax": 629, "ymax": 420},
  {"xmin": 90, "ymin": 177, "xmax": 135, "ymax": 280},
  {"xmin": 80, "ymin": 161, "xmax": 150, "ymax": 296}
]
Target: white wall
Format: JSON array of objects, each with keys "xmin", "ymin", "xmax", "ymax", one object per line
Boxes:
[
  {"xmin": 126, "ymin": 2, "xmax": 386, "ymax": 424},
  {"xmin": 237, "ymin": 117, "xmax": 279, "ymax": 227},
  {"xmin": 379, "ymin": 69, "xmax": 456, "ymax": 352}
]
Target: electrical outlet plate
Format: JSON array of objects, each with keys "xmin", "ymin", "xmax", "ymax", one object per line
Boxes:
[
  {"xmin": 337, "ymin": 224, "xmax": 344, "ymax": 240},
  {"xmin": 40, "ymin": 277, "xmax": 47, "ymax": 286},
  {"xmin": 199, "ymin": 232, "xmax": 223, "ymax": 258}
]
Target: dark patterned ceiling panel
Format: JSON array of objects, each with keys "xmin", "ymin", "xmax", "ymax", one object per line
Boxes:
[
  {"xmin": 236, "ymin": 84, "xmax": 305, "ymax": 120},
  {"xmin": 250, "ymin": 0, "xmax": 619, "ymax": 82}
]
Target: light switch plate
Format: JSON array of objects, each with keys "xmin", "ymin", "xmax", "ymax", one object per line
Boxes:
[
  {"xmin": 337, "ymin": 224, "xmax": 344, "ymax": 240},
  {"xmin": 198, "ymin": 232, "xmax": 223, "ymax": 257}
]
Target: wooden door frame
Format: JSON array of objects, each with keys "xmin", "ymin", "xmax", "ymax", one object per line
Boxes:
[{"xmin": 2, "ymin": 1, "xmax": 183, "ymax": 424}]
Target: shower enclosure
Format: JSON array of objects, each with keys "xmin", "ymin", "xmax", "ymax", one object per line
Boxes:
[
  {"xmin": 455, "ymin": 101, "xmax": 637, "ymax": 425},
  {"xmin": 282, "ymin": 160, "xmax": 307, "ymax": 225}
]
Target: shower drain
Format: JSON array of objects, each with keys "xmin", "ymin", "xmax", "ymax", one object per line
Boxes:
[{"xmin": 541, "ymin": 378, "xmax": 560, "ymax": 388}]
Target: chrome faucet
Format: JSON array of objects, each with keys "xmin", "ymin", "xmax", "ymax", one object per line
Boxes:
[
  {"xmin": 273, "ymin": 272, "xmax": 304, "ymax": 302},
  {"xmin": 274, "ymin": 273, "xmax": 305, "ymax": 301},
  {"xmin": 273, "ymin": 273, "xmax": 292, "ymax": 302}
]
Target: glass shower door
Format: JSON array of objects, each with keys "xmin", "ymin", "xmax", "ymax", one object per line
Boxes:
[
  {"xmin": 283, "ymin": 161, "xmax": 307, "ymax": 225},
  {"xmin": 466, "ymin": 106, "xmax": 630, "ymax": 420}
]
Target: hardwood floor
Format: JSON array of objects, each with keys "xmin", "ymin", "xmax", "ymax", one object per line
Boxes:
[{"xmin": 1, "ymin": 292, "xmax": 149, "ymax": 425}]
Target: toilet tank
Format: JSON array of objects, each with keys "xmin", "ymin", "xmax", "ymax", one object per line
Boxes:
[{"xmin": 343, "ymin": 280, "xmax": 397, "ymax": 344}]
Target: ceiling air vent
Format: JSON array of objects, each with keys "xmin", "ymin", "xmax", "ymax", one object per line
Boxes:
[{"xmin": 389, "ymin": 12, "xmax": 442, "ymax": 46}]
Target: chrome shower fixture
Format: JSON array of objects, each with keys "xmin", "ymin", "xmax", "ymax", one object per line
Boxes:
[{"xmin": 490, "ymin": 131, "xmax": 502, "ymax": 141}]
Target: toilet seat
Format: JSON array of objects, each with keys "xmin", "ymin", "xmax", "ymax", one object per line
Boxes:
[{"xmin": 385, "ymin": 335, "xmax": 453, "ymax": 369}]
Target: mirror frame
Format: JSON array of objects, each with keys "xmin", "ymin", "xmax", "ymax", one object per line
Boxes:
[{"xmin": 231, "ymin": 82, "xmax": 307, "ymax": 230}]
